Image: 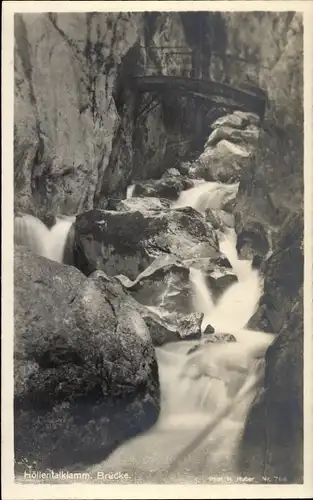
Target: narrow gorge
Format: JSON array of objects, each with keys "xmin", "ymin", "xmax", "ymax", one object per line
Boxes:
[{"xmin": 13, "ymin": 11, "xmax": 304, "ymax": 485}]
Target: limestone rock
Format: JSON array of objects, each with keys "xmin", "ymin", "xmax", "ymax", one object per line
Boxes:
[
  {"xmin": 206, "ymin": 272, "xmax": 238, "ymax": 303},
  {"xmin": 204, "ymin": 208, "xmax": 235, "ymax": 232},
  {"xmin": 187, "ymin": 333, "xmax": 237, "ymax": 355},
  {"xmin": 233, "ymin": 111, "xmax": 260, "ymax": 126},
  {"xmin": 248, "ymin": 210, "xmax": 303, "ymax": 333},
  {"xmin": 239, "ymin": 211, "xmax": 303, "ymax": 483},
  {"xmin": 14, "ymin": 246, "xmax": 160, "ymax": 471},
  {"xmin": 205, "ymin": 125, "xmax": 260, "ymax": 148},
  {"xmin": 115, "ymin": 197, "xmax": 171, "ymax": 212},
  {"xmin": 191, "ymin": 139, "xmax": 254, "ymax": 184},
  {"xmin": 92, "ymin": 268, "xmax": 201, "ymax": 346},
  {"xmin": 211, "ymin": 113, "xmax": 247, "ymax": 130},
  {"xmin": 240, "ymin": 291, "xmax": 303, "ymax": 483},
  {"xmin": 132, "ymin": 176, "xmax": 194, "ymax": 201},
  {"xmin": 73, "ymin": 207, "xmax": 220, "ymax": 279}
]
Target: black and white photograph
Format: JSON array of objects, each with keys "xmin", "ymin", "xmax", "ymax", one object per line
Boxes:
[{"xmin": 2, "ymin": 1, "xmax": 313, "ymax": 498}]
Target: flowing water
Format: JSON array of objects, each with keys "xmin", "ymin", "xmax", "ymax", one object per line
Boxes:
[
  {"xmin": 14, "ymin": 213, "xmax": 74, "ymax": 264},
  {"xmin": 15, "ymin": 182, "xmax": 275, "ymax": 483},
  {"xmin": 172, "ymin": 181, "xmax": 239, "ymax": 214},
  {"xmin": 87, "ymin": 181, "xmax": 275, "ymax": 483},
  {"xmin": 126, "ymin": 184, "xmax": 136, "ymax": 199}
]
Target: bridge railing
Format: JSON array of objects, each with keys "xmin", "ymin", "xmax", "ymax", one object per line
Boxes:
[{"xmin": 139, "ymin": 45, "xmax": 195, "ymax": 77}]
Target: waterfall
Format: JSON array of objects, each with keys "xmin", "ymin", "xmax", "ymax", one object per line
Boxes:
[
  {"xmin": 14, "ymin": 213, "xmax": 74, "ymax": 264},
  {"xmin": 87, "ymin": 181, "xmax": 275, "ymax": 483},
  {"xmin": 172, "ymin": 181, "xmax": 239, "ymax": 214},
  {"xmin": 126, "ymin": 184, "xmax": 136, "ymax": 199},
  {"xmin": 48, "ymin": 217, "xmax": 75, "ymax": 263},
  {"xmin": 14, "ymin": 213, "xmax": 51, "ymax": 259}
]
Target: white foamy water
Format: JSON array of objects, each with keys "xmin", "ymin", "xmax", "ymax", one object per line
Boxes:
[
  {"xmin": 14, "ymin": 213, "xmax": 74, "ymax": 264},
  {"xmin": 48, "ymin": 216, "xmax": 75, "ymax": 263},
  {"xmin": 87, "ymin": 182, "xmax": 275, "ymax": 483},
  {"xmin": 126, "ymin": 184, "xmax": 136, "ymax": 199},
  {"xmin": 14, "ymin": 213, "xmax": 51, "ymax": 259},
  {"xmin": 172, "ymin": 181, "xmax": 239, "ymax": 214}
]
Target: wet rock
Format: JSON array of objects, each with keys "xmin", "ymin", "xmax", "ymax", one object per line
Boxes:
[
  {"xmin": 203, "ymin": 324, "xmax": 215, "ymax": 335},
  {"xmin": 177, "ymin": 161, "xmax": 193, "ymax": 176},
  {"xmin": 115, "ymin": 255, "xmax": 204, "ymax": 342},
  {"xmin": 205, "ymin": 125, "xmax": 260, "ymax": 148},
  {"xmin": 233, "ymin": 125, "xmax": 303, "ymax": 258},
  {"xmin": 205, "ymin": 208, "xmax": 234, "ymax": 231},
  {"xmin": 132, "ymin": 176, "xmax": 194, "ymax": 201},
  {"xmin": 240, "ymin": 211, "xmax": 303, "ymax": 483},
  {"xmin": 211, "ymin": 255, "xmax": 232, "ymax": 269},
  {"xmin": 92, "ymin": 268, "xmax": 201, "ymax": 346},
  {"xmin": 211, "ymin": 113, "xmax": 248, "ymax": 130},
  {"xmin": 73, "ymin": 207, "xmax": 220, "ymax": 279},
  {"xmin": 205, "ymin": 271, "xmax": 238, "ymax": 302},
  {"xmin": 162, "ymin": 168, "xmax": 181, "ymax": 178},
  {"xmin": 233, "ymin": 111, "xmax": 260, "ymax": 126},
  {"xmin": 192, "ymin": 141, "xmax": 253, "ymax": 184},
  {"xmin": 142, "ymin": 315, "xmax": 180, "ymax": 346},
  {"xmin": 240, "ymin": 291, "xmax": 303, "ymax": 483},
  {"xmin": 187, "ymin": 332, "xmax": 236, "ymax": 355},
  {"xmin": 116, "ymin": 255, "xmax": 192, "ymax": 314},
  {"xmin": 235, "ymin": 220, "xmax": 270, "ymax": 260},
  {"xmin": 176, "ymin": 312, "xmax": 203, "ymax": 340},
  {"xmin": 14, "ymin": 246, "xmax": 160, "ymax": 472},
  {"xmin": 115, "ymin": 197, "xmax": 171, "ymax": 212},
  {"xmin": 248, "ymin": 210, "xmax": 303, "ymax": 333}
]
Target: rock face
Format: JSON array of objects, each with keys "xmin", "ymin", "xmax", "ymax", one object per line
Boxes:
[
  {"xmin": 233, "ymin": 124, "xmax": 303, "ymax": 260},
  {"xmin": 14, "ymin": 12, "xmax": 303, "ymax": 218},
  {"xmin": 239, "ymin": 211, "xmax": 304, "ymax": 483},
  {"xmin": 14, "ymin": 246, "xmax": 160, "ymax": 471},
  {"xmin": 14, "ymin": 12, "xmax": 142, "ymax": 218},
  {"xmin": 217, "ymin": 13, "xmax": 303, "ymax": 128},
  {"xmin": 186, "ymin": 111, "xmax": 260, "ymax": 185},
  {"xmin": 73, "ymin": 207, "xmax": 219, "ymax": 279}
]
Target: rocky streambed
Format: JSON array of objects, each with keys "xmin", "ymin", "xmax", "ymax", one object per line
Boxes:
[{"xmin": 14, "ymin": 105, "xmax": 303, "ymax": 484}]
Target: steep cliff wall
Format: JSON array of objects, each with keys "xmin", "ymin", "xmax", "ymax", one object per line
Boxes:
[
  {"xmin": 14, "ymin": 12, "xmax": 143, "ymax": 219},
  {"xmin": 14, "ymin": 11, "xmax": 303, "ymax": 219}
]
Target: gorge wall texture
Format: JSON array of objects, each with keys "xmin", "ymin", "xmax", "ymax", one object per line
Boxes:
[
  {"xmin": 14, "ymin": 11, "xmax": 304, "ymax": 482},
  {"xmin": 14, "ymin": 11, "xmax": 303, "ymax": 220}
]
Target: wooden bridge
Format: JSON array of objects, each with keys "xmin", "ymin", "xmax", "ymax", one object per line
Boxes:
[{"xmin": 128, "ymin": 75, "xmax": 266, "ymax": 119}]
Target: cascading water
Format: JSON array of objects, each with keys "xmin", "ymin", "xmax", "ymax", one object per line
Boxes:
[
  {"xmin": 87, "ymin": 181, "xmax": 276, "ymax": 483},
  {"xmin": 14, "ymin": 213, "xmax": 51, "ymax": 259},
  {"xmin": 14, "ymin": 213, "xmax": 74, "ymax": 264},
  {"xmin": 14, "ymin": 184, "xmax": 274, "ymax": 483},
  {"xmin": 48, "ymin": 216, "xmax": 75, "ymax": 263},
  {"xmin": 126, "ymin": 183, "xmax": 136, "ymax": 199},
  {"xmin": 172, "ymin": 181, "xmax": 239, "ymax": 214}
]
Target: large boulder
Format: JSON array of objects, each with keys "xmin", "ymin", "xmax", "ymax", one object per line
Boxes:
[
  {"xmin": 14, "ymin": 246, "xmax": 160, "ymax": 472},
  {"xmin": 115, "ymin": 255, "xmax": 204, "ymax": 341},
  {"xmin": 205, "ymin": 125, "xmax": 260, "ymax": 149},
  {"xmin": 191, "ymin": 142, "xmax": 253, "ymax": 184},
  {"xmin": 73, "ymin": 207, "xmax": 220, "ymax": 279},
  {"xmin": 90, "ymin": 268, "xmax": 202, "ymax": 346}
]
